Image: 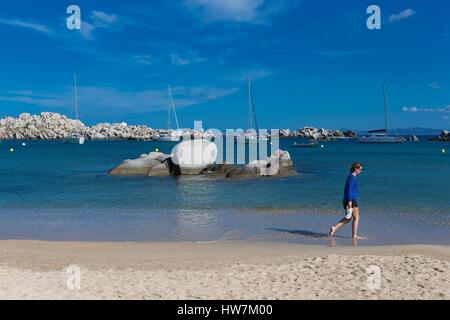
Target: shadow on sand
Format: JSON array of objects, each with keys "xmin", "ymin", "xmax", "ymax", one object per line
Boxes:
[{"xmin": 268, "ymin": 228, "xmax": 349, "ymax": 239}]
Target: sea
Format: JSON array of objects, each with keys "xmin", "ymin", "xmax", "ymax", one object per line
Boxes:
[{"xmin": 0, "ymin": 137, "xmax": 448, "ymax": 246}]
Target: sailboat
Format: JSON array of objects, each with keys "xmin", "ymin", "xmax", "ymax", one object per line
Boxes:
[
  {"xmin": 65, "ymin": 73, "xmax": 85, "ymax": 145},
  {"xmin": 358, "ymin": 84, "xmax": 406, "ymax": 144},
  {"xmin": 154, "ymin": 86, "xmax": 182, "ymax": 142},
  {"xmin": 236, "ymin": 79, "xmax": 268, "ymax": 144}
]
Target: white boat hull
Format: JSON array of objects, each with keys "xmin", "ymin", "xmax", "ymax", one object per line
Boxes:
[
  {"xmin": 65, "ymin": 135, "xmax": 85, "ymax": 145},
  {"xmin": 358, "ymin": 135, "xmax": 406, "ymax": 143},
  {"xmin": 154, "ymin": 136, "xmax": 181, "ymax": 142},
  {"xmin": 235, "ymin": 136, "xmax": 269, "ymax": 144}
]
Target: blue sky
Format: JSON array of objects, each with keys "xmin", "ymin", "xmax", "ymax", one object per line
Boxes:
[{"xmin": 0, "ymin": 0, "xmax": 449, "ymax": 130}]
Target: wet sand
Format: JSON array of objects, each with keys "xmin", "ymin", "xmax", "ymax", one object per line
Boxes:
[{"xmin": 0, "ymin": 240, "xmax": 449, "ymax": 300}]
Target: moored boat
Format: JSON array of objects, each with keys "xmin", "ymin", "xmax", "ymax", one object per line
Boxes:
[
  {"xmin": 154, "ymin": 86, "xmax": 182, "ymax": 142},
  {"xmin": 236, "ymin": 79, "xmax": 269, "ymax": 144},
  {"xmin": 358, "ymin": 84, "xmax": 406, "ymax": 144},
  {"xmin": 65, "ymin": 73, "xmax": 85, "ymax": 145},
  {"xmin": 291, "ymin": 141, "xmax": 319, "ymax": 148}
]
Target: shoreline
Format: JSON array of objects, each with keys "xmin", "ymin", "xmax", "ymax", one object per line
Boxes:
[
  {"xmin": 0, "ymin": 240, "xmax": 449, "ymax": 299},
  {"xmin": 1, "ymin": 135, "xmax": 448, "ymax": 142}
]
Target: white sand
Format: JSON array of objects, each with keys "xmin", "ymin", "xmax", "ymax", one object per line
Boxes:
[{"xmin": 0, "ymin": 241, "xmax": 448, "ymax": 300}]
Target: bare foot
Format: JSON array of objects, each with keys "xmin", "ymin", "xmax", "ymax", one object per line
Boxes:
[
  {"xmin": 329, "ymin": 226, "xmax": 336, "ymax": 237},
  {"xmin": 352, "ymin": 235, "xmax": 367, "ymax": 240}
]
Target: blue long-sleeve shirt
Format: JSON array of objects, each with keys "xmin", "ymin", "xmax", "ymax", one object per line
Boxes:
[{"xmin": 343, "ymin": 174, "xmax": 358, "ymax": 201}]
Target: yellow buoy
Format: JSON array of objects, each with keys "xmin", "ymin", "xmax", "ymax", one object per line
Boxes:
[
  {"xmin": 442, "ymin": 149, "xmax": 446, "ymax": 155},
  {"xmin": 155, "ymin": 148, "xmax": 159, "ymax": 152},
  {"xmin": 9, "ymin": 148, "xmax": 14, "ymax": 152}
]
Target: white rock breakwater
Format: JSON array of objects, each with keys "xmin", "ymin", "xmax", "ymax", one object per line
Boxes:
[
  {"xmin": 0, "ymin": 112, "xmax": 356, "ymax": 141},
  {"xmin": 0, "ymin": 113, "xmax": 157, "ymax": 141},
  {"xmin": 279, "ymin": 127, "xmax": 356, "ymax": 140}
]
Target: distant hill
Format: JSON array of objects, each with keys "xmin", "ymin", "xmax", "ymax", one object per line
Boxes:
[{"xmin": 355, "ymin": 127, "xmax": 445, "ymax": 136}]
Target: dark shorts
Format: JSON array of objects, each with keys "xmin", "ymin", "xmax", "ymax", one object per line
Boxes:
[{"xmin": 343, "ymin": 199, "xmax": 358, "ymax": 209}]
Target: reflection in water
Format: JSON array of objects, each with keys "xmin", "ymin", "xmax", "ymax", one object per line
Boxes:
[
  {"xmin": 329, "ymin": 237, "xmax": 336, "ymax": 247},
  {"xmin": 174, "ymin": 209, "xmax": 218, "ymax": 241},
  {"xmin": 173, "ymin": 177, "xmax": 221, "ymax": 240}
]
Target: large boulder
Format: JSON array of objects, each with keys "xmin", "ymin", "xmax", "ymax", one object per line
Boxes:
[
  {"xmin": 142, "ymin": 152, "xmax": 171, "ymax": 162},
  {"xmin": 222, "ymin": 150, "xmax": 296, "ymax": 179},
  {"xmin": 242, "ymin": 164, "xmax": 257, "ymax": 176},
  {"xmin": 270, "ymin": 150, "xmax": 293, "ymax": 168},
  {"xmin": 109, "ymin": 158, "xmax": 161, "ymax": 176},
  {"xmin": 171, "ymin": 139, "xmax": 218, "ymax": 175},
  {"xmin": 207, "ymin": 163, "xmax": 235, "ymax": 174},
  {"xmin": 225, "ymin": 167, "xmax": 243, "ymax": 178},
  {"xmin": 109, "ymin": 145, "xmax": 297, "ymax": 179},
  {"xmin": 277, "ymin": 165, "xmax": 298, "ymax": 177},
  {"xmin": 148, "ymin": 162, "xmax": 171, "ymax": 177},
  {"xmin": 429, "ymin": 130, "xmax": 450, "ymax": 142}
]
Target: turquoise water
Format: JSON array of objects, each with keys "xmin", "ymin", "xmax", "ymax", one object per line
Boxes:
[{"xmin": 0, "ymin": 139, "xmax": 448, "ymax": 245}]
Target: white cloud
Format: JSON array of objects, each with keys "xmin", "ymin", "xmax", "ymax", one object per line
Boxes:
[
  {"xmin": 185, "ymin": 0, "xmax": 300, "ymax": 23},
  {"xmin": 403, "ymin": 106, "xmax": 450, "ymax": 113},
  {"xmin": 187, "ymin": 87, "xmax": 239, "ymax": 100},
  {"xmin": 78, "ymin": 10, "xmax": 119, "ymax": 40},
  {"xmin": 80, "ymin": 21, "xmax": 96, "ymax": 40},
  {"xmin": 91, "ymin": 11, "xmax": 119, "ymax": 25},
  {"xmin": 0, "ymin": 85, "xmax": 239, "ymax": 116},
  {"xmin": 0, "ymin": 93, "xmax": 66, "ymax": 108},
  {"xmin": 186, "ymin": 0, "xmax": 263, "ymax": 22},
  {"xmin": 170, "ymin": 51, "xmax": 207, "ymax": 66},
  {"xmin": 231, "ymin": 68, "xmax": 273, "ymax": 81},
  {"xmin": 429, "ymin": 81, "xmax": 443, "ymax": 89},
  {"xmin": 217, "ymin": 47, "xmax": 236, "ymax": 64},
  {"xmin": 59, "ymin": 44, "xmax": 156, "ymax": 68},
  {"xmin": 133, "ymin": 55, "xmax": 153, "ymax": 65},
  {"xmin": 316, "ymin": 49, "xmax": 374, "ymax": 58},
  {"xmin": 0, "ymin": 90, "xmax": 70, "ymax": 108},
  {"xmin": 402, "ymin": 106, "xmax": 419, "ymax": 112},
  {"xmin": 0, "ymin": 18, "xmax": 53, "ymax": 34},
  {"xmin": 388, "ymin": 9, "xmax": 416, "ymax": 23}
]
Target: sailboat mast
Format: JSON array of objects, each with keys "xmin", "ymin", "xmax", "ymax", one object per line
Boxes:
[
  {"xmin": 167, "ymin": 85, "xmax": 180, "ymax": 131},
  {"xmin": 74, "ymin": 73, "xmax": 79, "ymax": 121},
  {"xmin": 171, "ymin": 92, "xmax": 180, "ymax": 130},
  {"xmin": 383, "ymin": 84, "xmax": 388, "ymax": 133},
  {"xmin": 167, "ymin": 86, "xmax": 172, "ymax": 130},
  {"xmin": 248, "ymin": 79, "xmax": 259, "ymax": 134},
  {"xmin": 248, "ymin": 79, "xmax": 253, "ymax": 130}
]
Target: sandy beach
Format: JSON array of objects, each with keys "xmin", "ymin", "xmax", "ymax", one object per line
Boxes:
[{"xmin": 0, "ymin": 240, "xmax": 448, "ymax": 300}]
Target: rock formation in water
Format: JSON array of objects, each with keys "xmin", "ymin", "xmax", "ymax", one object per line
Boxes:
[
  {"xmin": 429, "ymin": 130, "xmax": 450, "ymax": 142},
  {"xmin": 109, "ymin": 152, "xmax": 174, "ymax": 176},
  {"xmin": 0, "ymin": 113, "xmax": 157, "ymax": 141},
  {"xmin": 279, "ymin": 127, "xmax": 356, "ymax": 140},
  {"xmin": 109, "ymin": 149, "xmax": 297, "ymax": 179}
]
